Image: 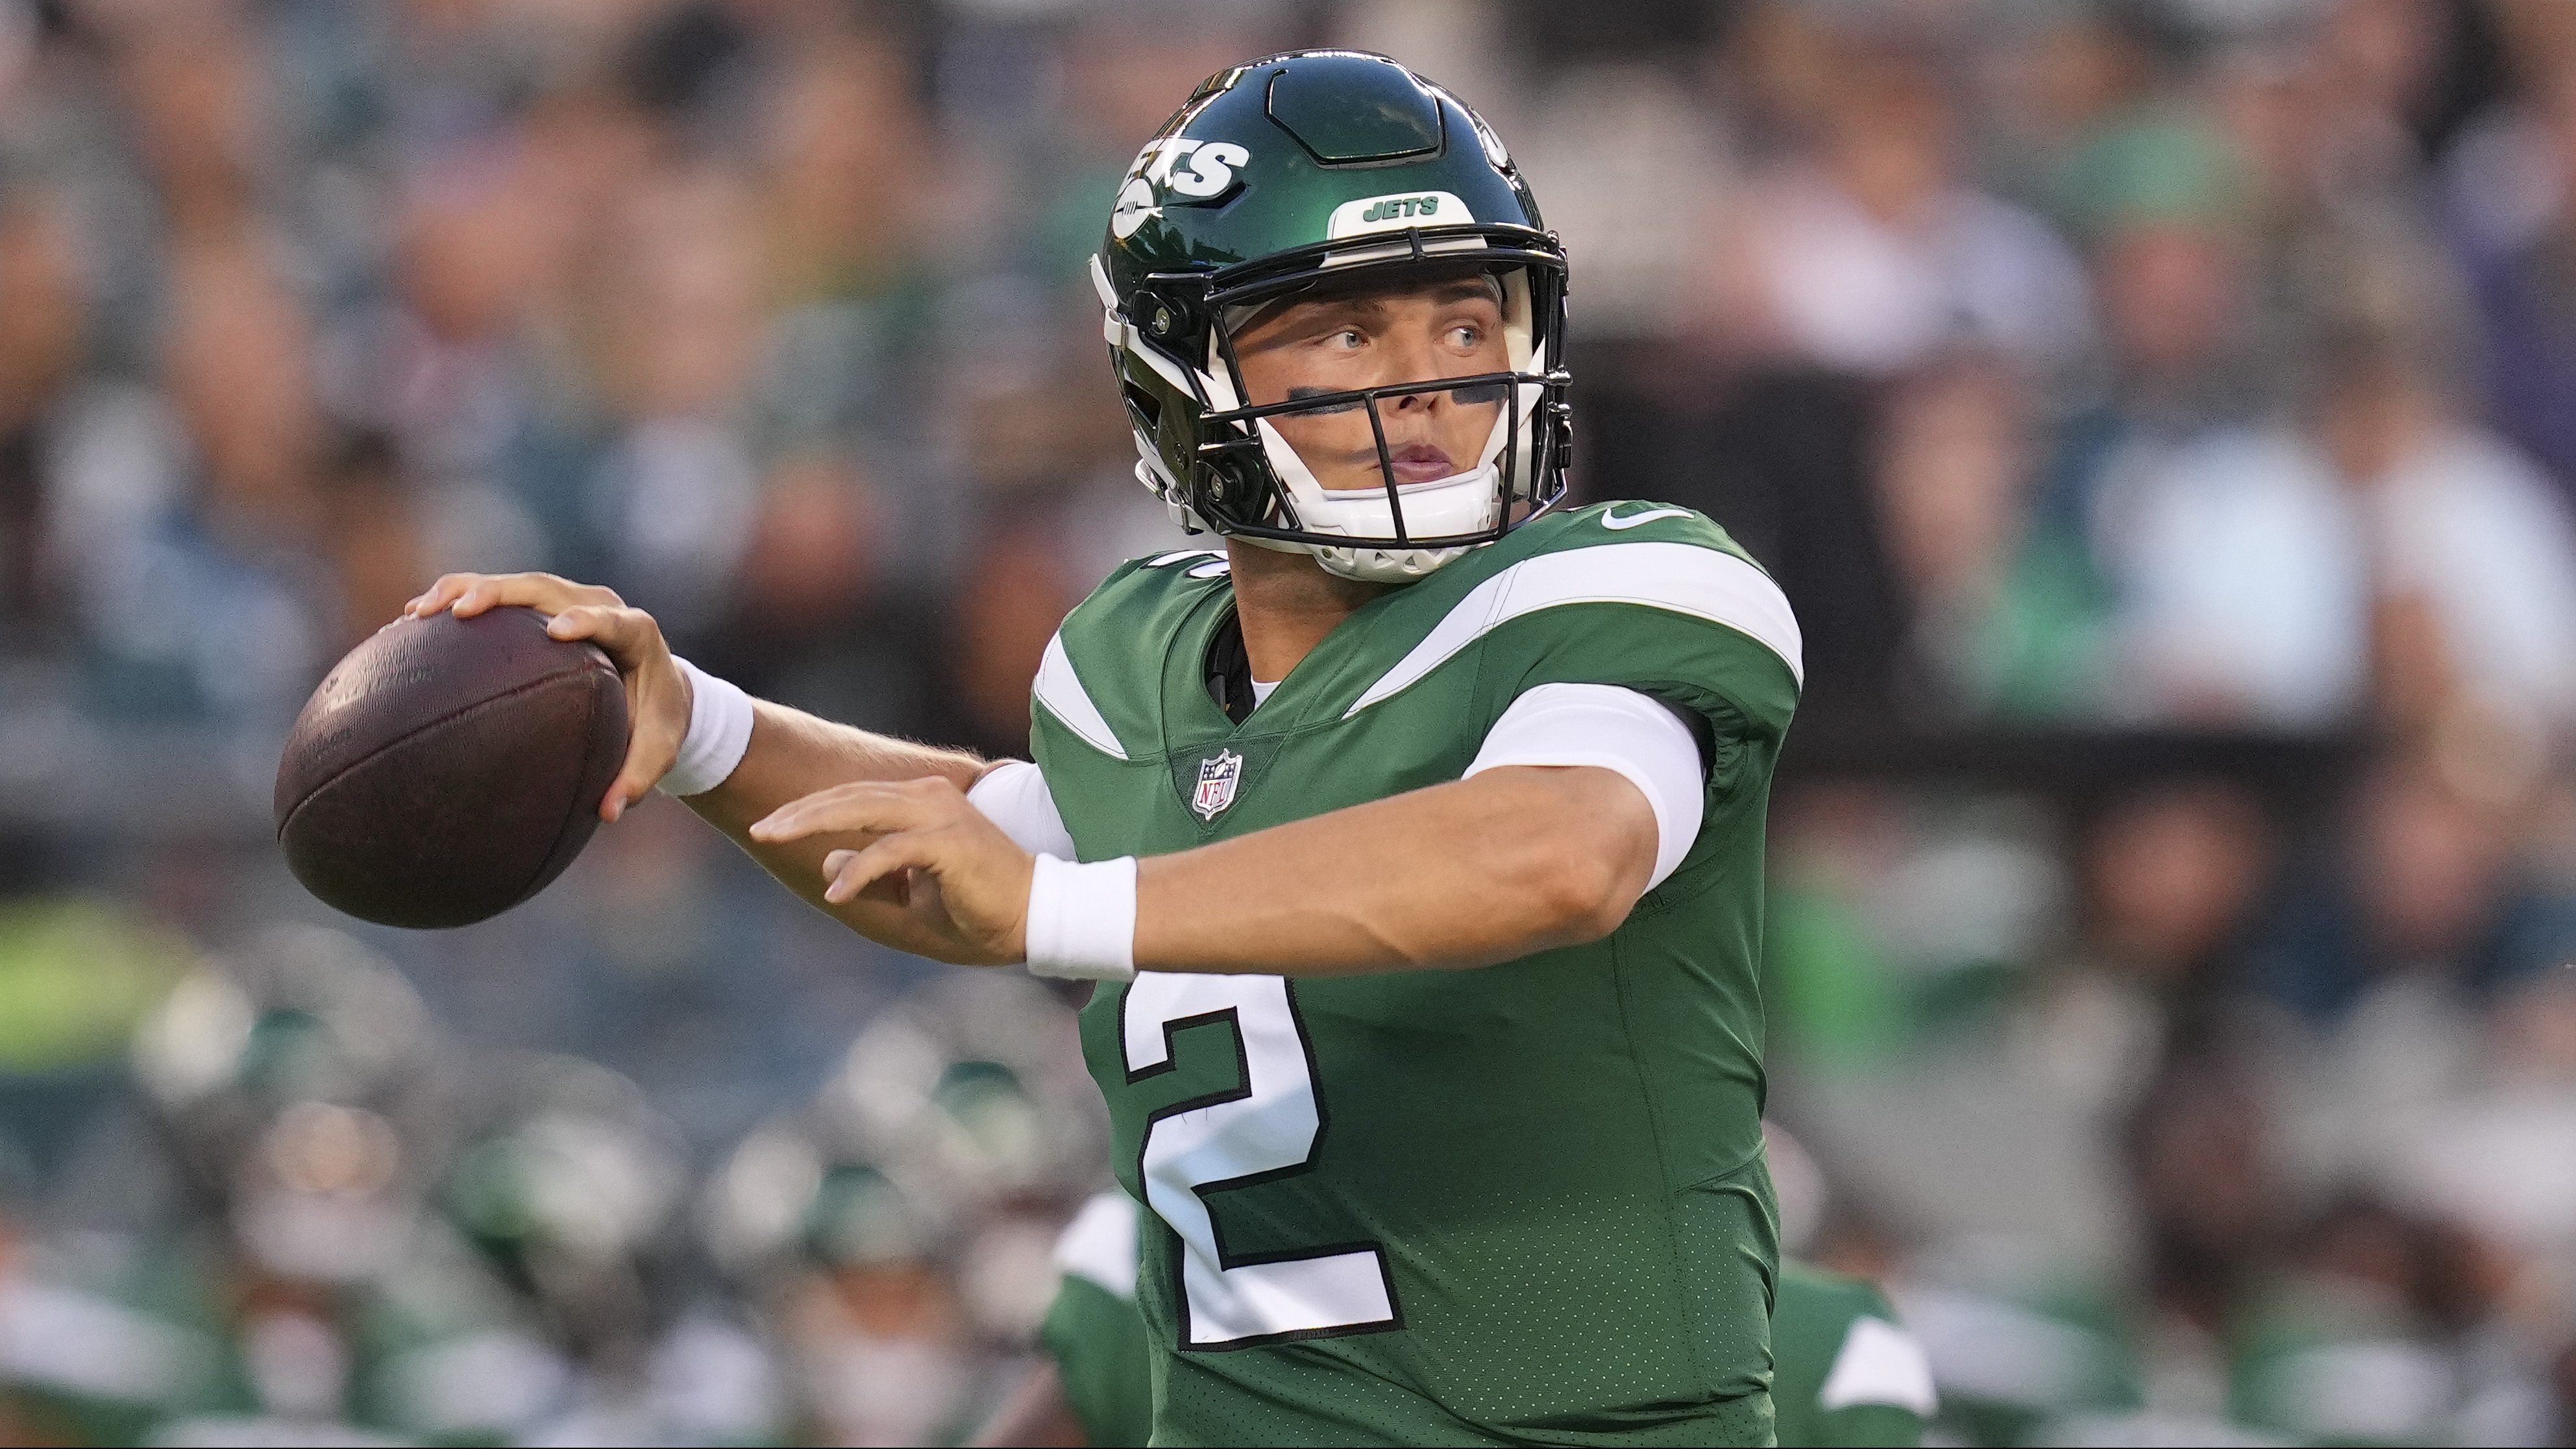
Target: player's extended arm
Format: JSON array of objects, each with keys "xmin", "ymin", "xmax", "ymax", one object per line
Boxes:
[
  {"xmin": 747, "ymin": 761, "xmax": 1661, "ymax": 975},
  {"xmin": 402, "ymin": 573, "xmax": 994, "ymax": 957},
  {"xmin": 1138, "ymin": 765, "xmax": 1657, "ymax": 973},
  {"xmin": 680, "ymin": 700, "xmax": 1016, "ymax": 958}
]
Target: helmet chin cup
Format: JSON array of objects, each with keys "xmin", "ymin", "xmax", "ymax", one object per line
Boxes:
[
  {"xmin": 1255, "ymin": 416, "xmax": 1505, "ymax": 583},
  {"xmin": 1312, "ymin": 536, "xmax": 1477, "ymax": 585}
]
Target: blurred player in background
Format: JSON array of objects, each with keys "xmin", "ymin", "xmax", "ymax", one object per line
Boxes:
[
  {"xmin": 975, "ymin": 1186, "xmax": 1936, "ymax": 1448},
  {"xmin": 408, "ymin": 49, "xmax": 1800, "ymax": 1444}
]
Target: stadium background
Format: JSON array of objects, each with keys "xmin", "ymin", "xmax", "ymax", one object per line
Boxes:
[{"xmin": 0, "ymin": 0, "xmax": 2573, "ymax": 1441}]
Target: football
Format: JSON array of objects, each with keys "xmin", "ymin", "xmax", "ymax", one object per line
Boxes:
[{"xmin": 273, "ymin": 606, "xmax": 630, "ymax": 929}]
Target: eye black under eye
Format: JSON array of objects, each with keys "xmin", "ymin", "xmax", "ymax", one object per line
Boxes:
[{"xmin": 1284, "ymin": 386, "xmax": 1366, "ymax": 414}]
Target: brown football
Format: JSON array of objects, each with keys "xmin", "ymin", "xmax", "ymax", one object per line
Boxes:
[{"xmin": 274, "ymin": 606, "xmax": 629, "ymax": 929}]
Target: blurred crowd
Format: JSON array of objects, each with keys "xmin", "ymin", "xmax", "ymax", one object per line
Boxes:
[{"xmin": 2, "ymin": 0, "xmax": 2576, "ymax": 1442}]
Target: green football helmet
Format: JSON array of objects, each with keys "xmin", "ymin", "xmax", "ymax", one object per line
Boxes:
[{"xmin": 1093, "ymin": 50, "xmax": 1572, "ymax": 583}]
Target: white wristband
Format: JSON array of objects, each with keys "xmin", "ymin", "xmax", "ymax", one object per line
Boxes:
[
  {"xmin": 658, "ymin": 657, "xmax": 755, "ymax": 797},
  {"xmin": 1023, "ymin": 854, "xmax": 1138, "ymax": 982}
]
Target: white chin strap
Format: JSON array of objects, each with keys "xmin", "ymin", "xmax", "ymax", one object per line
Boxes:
[{"xmin": 1253, "ymin": 390, "xmax": 1532, "ymax": 583}]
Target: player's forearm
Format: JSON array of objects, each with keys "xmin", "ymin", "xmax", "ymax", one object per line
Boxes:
[
  {"xmin": 1131, "ymin": 766, "xmax": 1656, "ymax": 977},
  {"xmin": 693, "ymin": 699, "xmax": 988, "ymax": 825},
  {"xmin": 687, "ymin": 700, "xmax": 989, "ymax": 936}
]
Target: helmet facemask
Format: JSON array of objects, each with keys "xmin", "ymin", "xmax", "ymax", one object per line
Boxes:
[{"xmin": 1098, "ymin": 225, "xmax": 1572, "ymax": 584}]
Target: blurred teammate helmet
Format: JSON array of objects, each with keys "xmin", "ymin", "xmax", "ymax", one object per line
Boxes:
[
  {"xmin": 441, "ymin": 1053, "xmax": 688, "ymax": 1348},
  {"xmin": 132, "ymin": 926, "xmax": 452, "ymax": 1282},
  {"xmin": 1094, "ymin": 50, "xmax": 1573, "ymax": 583},
  {"xmin": 811, "ymin": 974, "xmax": 1105, "ymax": 1205}
]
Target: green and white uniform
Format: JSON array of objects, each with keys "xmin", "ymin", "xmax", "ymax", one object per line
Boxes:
[
  {"xmin": 1040, "ymin": 1191, "xmax": 1158, "ymax": 1449},
  {"xmin": 1024, "ymin": 502, "xmax": 1800, "ymax": 1446},
  {"xmin": 1036, "ymin": 1195, "xmax": 1931, "ymax": 1448},
  {"xmin": 1768, "ymin": 1263, "xmax": 1933, "ymax": 1448}
]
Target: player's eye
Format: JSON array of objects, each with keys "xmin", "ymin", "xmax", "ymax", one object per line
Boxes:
[
  {"xmin": 1448, "ymin": 324, "xmax": 1482, "ymax": 348},
  {"xmin": 1324, "ymin": 328, "xmax": 1365, "ymax": 350}
]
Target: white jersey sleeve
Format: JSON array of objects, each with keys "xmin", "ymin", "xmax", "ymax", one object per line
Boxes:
[
  {"xmin": 966, "ymin": 759, "xmax": 1079, "ymax": 859},
  {"xmin": 1464, "ymin": 683, "xmax": 1707, "ymax": 890}
]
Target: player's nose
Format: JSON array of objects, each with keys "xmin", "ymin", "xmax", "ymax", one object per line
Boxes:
[{"xmin": 1382, "ymin": 335, "xmax": 1449, "ymax": 411}]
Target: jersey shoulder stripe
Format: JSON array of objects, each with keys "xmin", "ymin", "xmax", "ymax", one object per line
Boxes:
[
  {"xmin": 1818, "ymin": 1316, "xmax": 1939, "ymax": 1415},
  {"xmin": 1035, "ymin": 631, "xmax": 1129, "ymax": 759},
  {"xmin": 1041, "ymin": 552, "xmax": 1235, "ymax": 761},
  {"xmin": 1344, "ymin": 538, "xmax": 1803, "ymax": 717}
]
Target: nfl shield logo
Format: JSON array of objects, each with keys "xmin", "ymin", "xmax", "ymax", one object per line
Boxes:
[{"xmin": 1192, "ymin": 749, "xmax": 1244, "ymax": 822}]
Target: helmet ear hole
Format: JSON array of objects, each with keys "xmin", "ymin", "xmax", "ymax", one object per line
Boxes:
[{"xmin": 1122, "ymin": 378, "xmax": 1162, "ymax": 433}]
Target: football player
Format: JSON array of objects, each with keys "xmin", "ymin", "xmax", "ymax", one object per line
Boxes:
[
  {"xmin": 973, "ymin": 1189, "xmax": 1936, "ymax": 1448},
  {"xmin": 408, "ymin": 49, "xmax": 1802, "ymax": 1445}
]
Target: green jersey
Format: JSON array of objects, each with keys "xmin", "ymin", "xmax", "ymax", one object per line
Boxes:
[
  {"xmin": 1035, "ymin": 1195, "xmax": 1928, "ymax": 1449},
  {"xmin": 1040, "ymin": 1192, "xmax": 1158, "ymax": 1449},
  {"xmin": 1768, "ymin": 1264, "xmax": 1932, "ymax": 1448},
  {"xmin": 1029, "ymin": 504, "xmax": 1802, "ymax": 1446}
]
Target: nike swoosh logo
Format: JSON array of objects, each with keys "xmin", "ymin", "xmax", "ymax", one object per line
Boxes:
[{"xmin": 1599, "ymin": 505, "xmax": 1693, "ymax": 531}]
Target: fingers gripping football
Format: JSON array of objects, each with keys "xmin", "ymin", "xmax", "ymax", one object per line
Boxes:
[
  {"xmin": 406, "ymin": 571, "xmax": 623, "ymax": 622},
  {"xmin": 402, "ymin": 572, "xmax": 689, "ymax": 821},
  {"xmin": 750, "ymin": 778, "xmax": 1035, "ymax": 966}
]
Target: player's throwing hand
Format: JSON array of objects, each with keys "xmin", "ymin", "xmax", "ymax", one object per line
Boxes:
[
  {"xmin": 749, "ymin": 779, "xmax": 1035, "ymax": 967},
  {"xmin": 403, "ymin": 572, "xmax": 694, "ymax": 823}
]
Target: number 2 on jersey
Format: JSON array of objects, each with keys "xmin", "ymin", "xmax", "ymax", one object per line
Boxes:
[{"xmin": 1121, "ymin": 973, "xmax": 1400, "ymax": 1348}]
